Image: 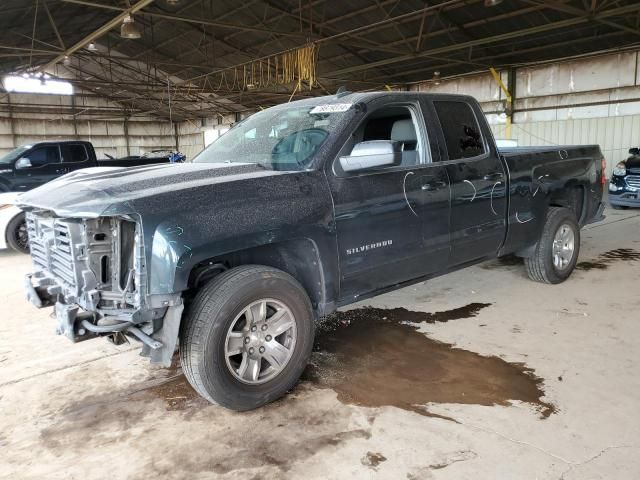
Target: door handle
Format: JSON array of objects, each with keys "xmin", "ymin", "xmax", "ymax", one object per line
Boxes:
[
  {"xmin": 421, "ymin": 180, "xmax": 447, "ymax": 191},
  {"xmin": 483, "ymin": 172, "xmax": 504, "ymax": 181}
]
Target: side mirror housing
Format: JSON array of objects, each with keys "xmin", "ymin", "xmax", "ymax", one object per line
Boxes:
[
  {"xmin": 339, "ymin": 140, "xmax": 401, "ymax": 173},
  {"xmin": 15, "ymin": 157, "xmax": 32, "ymax": 169},
  {"xmin": 629, "ymin": 147, "xmax": 639, "ymax": 156}
]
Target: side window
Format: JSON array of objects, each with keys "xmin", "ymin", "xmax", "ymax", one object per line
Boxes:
[
  {"xmin": 61, "ymin": 144, "xmax": 89, "ymax": 163},
  {"xmin": 27, "ymin": 146, "xmax": 61, "ymax": 167},
  {"xmin": 433, "ymin": 101, "xmax": 485, "ymax": 160},
  {"xmin": 355, "ymin": 105, "xmax": 423, "ymax": 167}
]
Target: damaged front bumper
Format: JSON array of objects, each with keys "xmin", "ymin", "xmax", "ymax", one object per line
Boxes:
[
  {"xmin": 26, "ymin": 271, "xmax": 183, "ymax": 366},
  {"xmin": 23, "ymin": 207, "xmax": 185, "ymax": 368}
]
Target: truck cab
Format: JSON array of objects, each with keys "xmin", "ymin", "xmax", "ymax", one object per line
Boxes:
[{"xmin": 0, "ymin": 141, "xmax": 96, "ymax": 192}]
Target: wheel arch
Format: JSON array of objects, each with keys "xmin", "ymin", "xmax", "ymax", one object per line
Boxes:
[
  {"xmin": 548, "ymin": 182, "xmax": 586, "ymax": 225},
  {"xmin": 182, "ymin": 238, "xmax": 329, "ymax": 316}
]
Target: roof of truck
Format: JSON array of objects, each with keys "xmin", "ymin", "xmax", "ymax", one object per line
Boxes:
[{"xmin": 273, "ymin": 91, "xmax": 476, "ymax": 110}]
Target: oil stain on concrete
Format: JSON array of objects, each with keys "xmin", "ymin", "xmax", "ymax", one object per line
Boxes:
[
  {"xmin": 576, "ymin": 248, "xmax": 640, "ymax": 271},
  {"xmin": 306, "ymin": 304, "xmax": 555, "ymax": 419},
  {"xmin": 361, "ymin": 451, "xmax": 387, "ymax": 469}
]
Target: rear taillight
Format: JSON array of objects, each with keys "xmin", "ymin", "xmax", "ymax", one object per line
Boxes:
[{"xmin": 601, "ymin": 158, "xmax": 606, "ymax": 185}]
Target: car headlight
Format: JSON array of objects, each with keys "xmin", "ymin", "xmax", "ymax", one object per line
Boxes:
[{"xmin": 612, "ymin": 162, "xmax": 627, "ymax": 176}]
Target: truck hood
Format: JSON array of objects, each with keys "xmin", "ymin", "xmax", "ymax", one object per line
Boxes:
[
  {"xmin": 624, "ymin": 154, "xmax": 640, "ymax": 171},
  {"xmin": 17, "ymin": 162, "xmax": 291, "ymax": 217}
]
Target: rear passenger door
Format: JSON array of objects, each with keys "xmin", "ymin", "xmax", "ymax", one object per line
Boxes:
[
  {"xmin": 430, "ymin": 99, "xmax": 507, "ymax": 266},
  {"xmin": 327, "ymin": 100, "xmax": 450, "ymax": 301},
  {"xmin": 60, "ymin": 143, "xmax": 91, "ymax": 172}
]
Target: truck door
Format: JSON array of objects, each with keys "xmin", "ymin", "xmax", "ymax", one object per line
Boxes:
[
  {"xmin": 60, "ymin": 143, "xmax": 91, "ymax": 172},
  {"xmin": 431, "ymin": 99, "xmax": 507, "ymax": 265},
  {"xmin": 326, "ymin": 101, "xmax": 450, "ymax": 301},
  {"xmin": 13, "ymin": 145, "xmax": 64, "ymax": 191}
]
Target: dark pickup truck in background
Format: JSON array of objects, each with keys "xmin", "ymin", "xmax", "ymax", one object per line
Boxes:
[
  {"xmin": 609, "ymin": 147, "xmax": 640, "ymax": 209},
  {"xmin": 0, "ymin": 140, "xmax": 178, "ymax": 193},
  {"xmin": 19, "ymin": 92, "xmax": 605, "ymax": 411}
]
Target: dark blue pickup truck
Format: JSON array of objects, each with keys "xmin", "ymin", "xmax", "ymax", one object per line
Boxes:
[
  {"xmin": 609, "ymin": 147, "xmax": 640, "ymax": 208},
  {"xmin": 0, "ymin": 141, "xmax": 175, "ymax": 193},
  {"xmin": 19, "ymin": 92, "xmax": 605, "ymax": 411}
]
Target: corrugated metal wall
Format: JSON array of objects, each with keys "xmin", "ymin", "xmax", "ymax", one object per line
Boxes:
[
  {"xmin": 490, "ymin": 115, "xmax": 640, "ymax": 167},
  {"xmin": 412, "ymin": 50, "xmax": 640, "ymax": 175},
  {"xmin": 0, "ymin": 93, "xmax": 207, "ymax": 160}
]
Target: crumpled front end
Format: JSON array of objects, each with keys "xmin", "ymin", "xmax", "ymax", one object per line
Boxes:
[{"xmin": 24, "ymin": 210, "xmax": 182, "ymax": 366}]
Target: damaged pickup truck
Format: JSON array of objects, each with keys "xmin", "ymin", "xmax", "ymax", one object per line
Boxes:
[{"xmin": 19, "ymin": 92, "xmax": 606, "ymax": 410}]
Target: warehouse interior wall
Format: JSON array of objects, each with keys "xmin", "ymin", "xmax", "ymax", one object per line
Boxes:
[
  {"xmin": 412, "ymin": 50, "xmax": 640, "ymax": 174},
  {"xmin": 0, "ymin": 92, "xmax": 210, "ymax": 161},
  {"xmin": 1, "ymin": 50, "xmax": 639, "ymax": 169}
]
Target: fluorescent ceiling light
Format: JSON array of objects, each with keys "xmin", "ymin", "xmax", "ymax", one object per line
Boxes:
[{"xmin": 3, "ymin": 75, "xmax": 74, "ymax": 95}]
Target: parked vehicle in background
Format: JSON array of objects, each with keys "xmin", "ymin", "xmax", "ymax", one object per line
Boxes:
[
  {"xmin": 19, "ymin": 92, "xmax": 605, "ymax": 411},
  {"xmin": 0, "ymin": 193, "xmax": 28, "ymax": 253},
  {"xmin": 609, "ymin": 147, "xmax": 640, "ymax": 209},
  {"xmin": 0, "ymin": 141, "xmax": 180, "ymax": 193}
]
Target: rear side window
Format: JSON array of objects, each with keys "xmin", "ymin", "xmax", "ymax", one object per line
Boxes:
[
  {"xmin": 27, "ymin": 146, "xmax": 60, "ymax": 167},
  {"xmin": 61, "ymin": 144, "xmax": 89, "ymax": 163},
  {"xmin": 433, "ymin": 101, "xmax": 485, "ymax": 160}
]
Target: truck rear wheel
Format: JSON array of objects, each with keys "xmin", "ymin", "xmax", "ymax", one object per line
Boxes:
[
  {"xmin": 6, "ymin": 212, "xmax": 29, "ymax": 254},
  {"xmin": 525, "ymin": 207, "xmax": 580, "ymax": 284},
  {"xmin": 179, "ymin": 265, "xmax": 314, "ymax": 410}
]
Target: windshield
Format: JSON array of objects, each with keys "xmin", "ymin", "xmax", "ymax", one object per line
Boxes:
[
  {"xmin": 193, "ymin": 104, "xmax": 351, "ymax": 170},
  {"xmin": 0, "ymin": 145, "xmax": 31, "ymax": 164}
]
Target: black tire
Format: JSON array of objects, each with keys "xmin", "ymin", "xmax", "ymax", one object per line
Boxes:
[
  {"xmin": 610, "ymin": 204, "xmax": 627, "ymax": 210},
  {"xmin": 525, "ymin": 207, "xmax": 580, "ymax": 284},
  {"xmin": 6, "ymin": 212, "xmax": 29, "ymax": 254},
  {"xmin": 179, "ymin": 265, "xmax": 315, "ymax": 411}
]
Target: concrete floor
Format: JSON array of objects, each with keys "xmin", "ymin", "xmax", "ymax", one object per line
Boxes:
[{"xmin": 1, "ymin": 208, "xmax": 639, "ymax": 480}]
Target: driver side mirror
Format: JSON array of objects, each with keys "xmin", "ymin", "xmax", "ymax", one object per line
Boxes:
[
  {"xmin": 339, "ymin": 140, "xmax": 402, "ymax": 173},
  {"xmin": 629, "ymin": 148, "xmax": 639, "ymax": 156},
  {"xmin": 15, "ymin": 157, "xmax": 33, "ymax": 169}
]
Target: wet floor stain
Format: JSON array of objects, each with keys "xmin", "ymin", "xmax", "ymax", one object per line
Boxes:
[
  {"xmin": 361, "ymin": 451, "xmax": 387, "ymax": 469},
  {"xmin": 318, "ymin": 303, "xmax": 491, "ymax": 329},
  {"xmin": 481, "ymin": 254, "xmax": 523, "ymax": 269},
  {"xmin": 140, "ymin": 354, "xmax": 204, "ymax": 411},
  {"xmin": 576, "ymin": 248, "xmax": 640, "ymax": 271},
  {"xmin": 575, "ymin": 260, "xmax": 608, "ymax": 271},
  {"xmin": 306, "ymin": 305, "xmax": 555, "ymax": 419},
  {"xmin": 144, "ymin": 376, "xmax": 202, "ymax": 411}
]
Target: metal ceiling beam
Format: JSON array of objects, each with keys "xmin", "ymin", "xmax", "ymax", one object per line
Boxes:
[
  {"xmin": 42, "ymin": 0, "xmax": 155, "ymax": 71},
  {"xmin": 61, "ymin": 0, "xmax": 311, "ymax": 38},
  {"xmin": 42, "ymin": 0, "xmax": 65, "ymax": 50},
  {"xmin": 363, "ymin": 30, "xmax": 631, "ymax": 83},
  {"xmin": 325, "ymin": 3, "xmax": 640, "ymax": 77},
  {"xmin": 524, "ymin": 0, "xmax": 640, "ymax": 36}
]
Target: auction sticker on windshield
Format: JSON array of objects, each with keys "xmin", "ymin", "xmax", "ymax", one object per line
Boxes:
[{"xmin": 310, "ymin": 103, "xmax": 352, "ymax": 114}]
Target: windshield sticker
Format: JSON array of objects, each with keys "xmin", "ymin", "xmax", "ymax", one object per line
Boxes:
[
  {"xmin": 310, "ymin": 103, "xmax": 352, "ymax": 114},
  {"xmin": 314, "ymin": 119, "xmax": 330, "ymax": 127}
]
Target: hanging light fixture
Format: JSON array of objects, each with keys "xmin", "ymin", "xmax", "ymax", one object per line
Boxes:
[
  {"xmin": 484, "ymin": 0, "xmax": 503, "ymax": 6},
  {"xmin": 87, "ymin": 41, "xmax": 98, "ymax": 51},
  {"xmin": 166, "ymin": 0, "xmax": 181, "ymax": 5},
  {"xmin": 432, "ymin": 71, "xmax": 441, "ymax": 86},
  {"xmin": 63, "ymin": 55, "xmax": 71, "ymax": 66},
  {"xmin": 120, "ymin": 14, "xmax": 142, "ymax": 39}
]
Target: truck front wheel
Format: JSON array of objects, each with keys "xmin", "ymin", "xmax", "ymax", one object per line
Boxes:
[
  {"xmin": 179, "ymin": 265, "xmax": 315, "ymax": 410},
  {"xmin": 6, "ymin": 213, "xmax": 29, "ymax": 254},
  {"xmin": 525, "ymin": 207, "xmax": 580, "ymax": 284}
]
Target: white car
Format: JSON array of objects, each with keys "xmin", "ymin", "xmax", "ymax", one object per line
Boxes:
[{"xmin": 0, "ymin": 192, "xmax": 28, "ymax": 253}]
